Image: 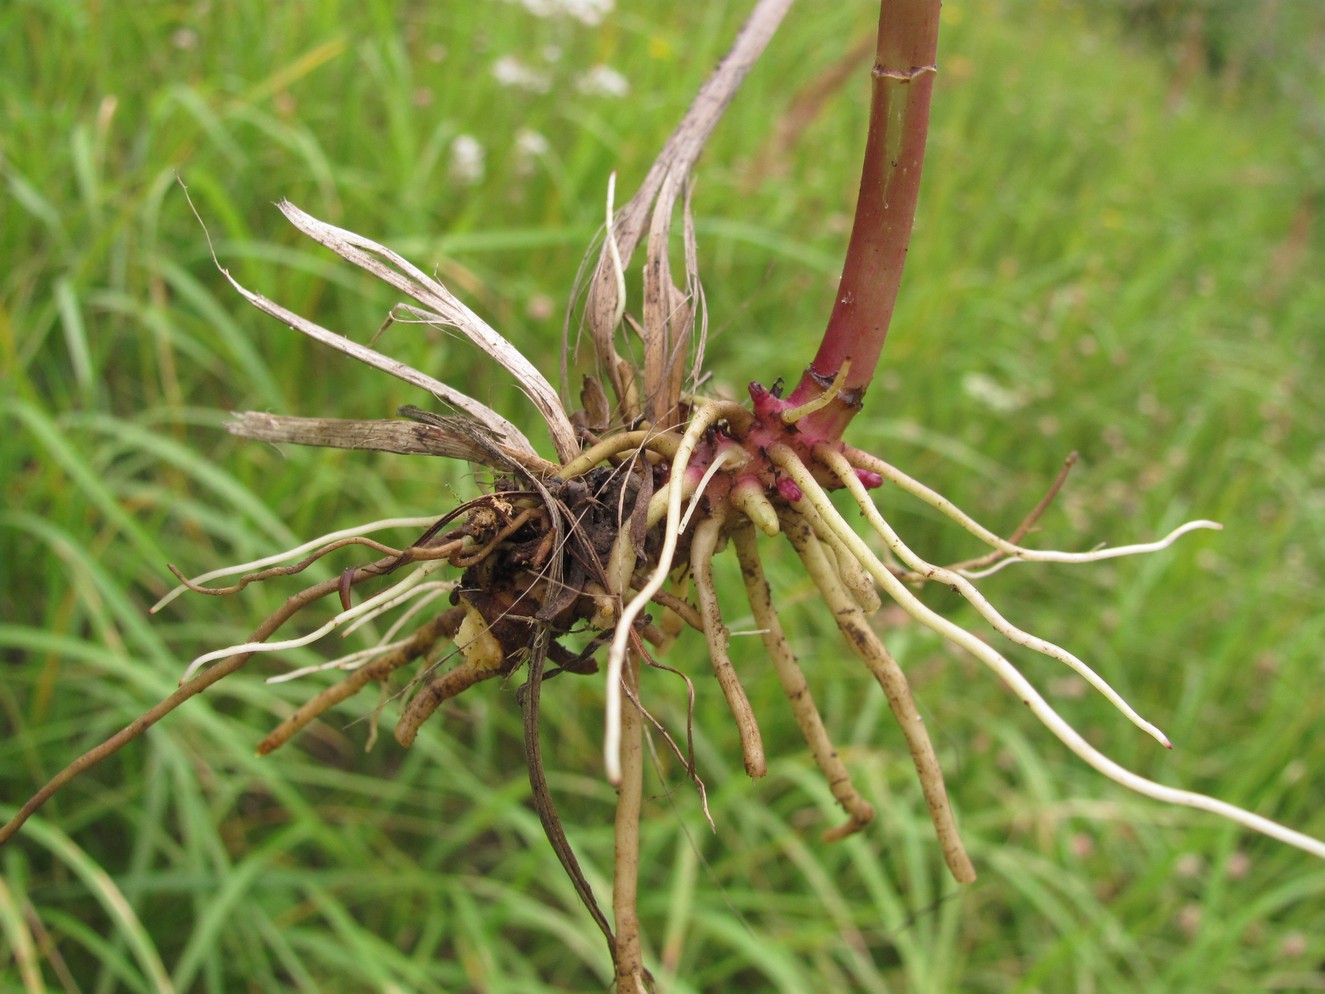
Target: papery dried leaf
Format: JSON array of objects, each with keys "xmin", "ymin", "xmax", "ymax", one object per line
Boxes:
[
  {"xmin": 275, "ymin": 200, "xmax": 578, "ymax": 462},
  {"xmin": 225, "ymin": 411, "xmax": 558, "ymax": 474},
  {"xmin": 398, "ymin": 405, "xmax": 559, "ymax": 474},
  {"xmin": 580, "ymin": 375, "xmax": 611, "ymax": 434},
  {"xmin": 642, "ymin": 169, "xmax": 686, "ymax": 425},
  {"xmin": 629, "ymin": 462, "xmax": 653, "ymax": 560},
  {"xmin": 215, "ymin": 264, "xmax": 538, "ymax": 456},
  {"xmin": 580, "ymin": 0, "xmax": 793, "ymax": 416},
  {"xmin": 682, "ymin": 181, "xmax": 710, "ymax": 393},
  {"xmin": 228, "ymin": 412, "xmax": 480, "ymax": 460}
]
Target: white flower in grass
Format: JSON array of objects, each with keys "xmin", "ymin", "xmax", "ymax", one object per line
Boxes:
[
  {"xmin": 450, "ymin": 134, "xmax": 486, "ymax": 185},
  {"xmin": 514, "ymin": 128, "xmax": 551, "ymax": 176},
  {"xmin": 576, "ymin": 65, "xmax": 629, "ymax": 98},
  {"xmin": 505, "ymin": 0, "xmax": 613, "ymax": 26},
  {"xmin": 516, "ymin": 129, "xmax": 550, "ymax": 157},
  {"xmin": 961, "ymin": 371, "xmax": 1026, "ymax": 412},
  {"xmin": 492, "ymin": 55, "xmax": 551, "ymax": 93}
]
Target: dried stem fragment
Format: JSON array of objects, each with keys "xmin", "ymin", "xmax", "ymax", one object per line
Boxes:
[{"xmin": 583, "ymin": 0, "xmax": 794, "ymax": 413}]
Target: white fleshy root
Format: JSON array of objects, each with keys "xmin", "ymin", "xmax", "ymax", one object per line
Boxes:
[
  {"xmin": 846, "ymin": 448, "xmax": 1221, "ymax": 574},
  {"xmin": 603, "ymin": 403, "xmax": 728, "ymax": 784},
  {"xmin": 773, "ymin": 444, "xmax": 1325, "ymax": 860},
  {"xmin": 819, "ymin": 446, "xmax": 1173, "ymax": 748},
  {"xmin": 180, "ymin": 559, "xmax": 446, "ymax": 682},
  {"xmin": 151, "ymin": 516, "xmax": 440, "ymax": 613},
  {"xmin": 266, "ymin": 582, "xmax": 456, "ymax": 684}
]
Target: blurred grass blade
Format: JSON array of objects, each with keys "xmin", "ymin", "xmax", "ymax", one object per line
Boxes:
[
  {"xmin": 53, "ymin": 278, "xmax": 94, "ymax": 405},
  {"xmin": 0, "ymin": 877, "xmax": 48, "ymax": 994},
  {"xmin": 1, "ymin": 813, "xmax": 175, "ymax": 994}
]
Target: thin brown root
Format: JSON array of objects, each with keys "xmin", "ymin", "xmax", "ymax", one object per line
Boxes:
[
  {"xmin": 258, "ymin": 606, "xmax": 466, "ymax": 755},
  {"xmin": 731, "ymin": 524, "xmax": 875, "ymax": 841},
  {"xmin": 165, "ymin": 535, "xmax": 413, "ymax": 597},
  {"xmin": 395, "ymin": 537, "xmax": 469, "ymax": 562},
  {"xmin": 613, "ymin": 651, "xmax": 652, "ymax": 993},
  {"xmin": 691, "ymin": 512, "xmax": 766, "ymax": 779},
  {"xmin": 452, "ymin": 507, "xmax": 541, "ymax": 568},
  {"xmin": 522, "ymin": 634, "xmax": 618, "ymax": 964},
  {"xmin": 624, "ymin": 657, "xmax": 714, "ymax": 831},
  {"xmin": 630, "ymin": 582, "xmax": 703, "ymax": 634},
  {"xmin": 947, "ymin": 451, "xmax": 1079, "ymax": 573},
  {"xmin": 1007, "ymin": 452, "xmax": 1078, "ymax": 544},
  {"xmin": 782, "ymin": 509, "xmax": 976, "ymax": 883},
  {"xmin": 0, "ymin": 558, "xmax": 398, "ymax": 845}
]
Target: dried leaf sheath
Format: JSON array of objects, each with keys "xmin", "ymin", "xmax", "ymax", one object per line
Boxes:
[
  {"xmin": 273, "ymin": 201, "xmax": 579, "ymax": 461},
  {"xmin": 226, "ymin": 411, "xmax": 556, "ymax": 473},
  {"xmin": 214, "ymin": 257, "xmax": 535, "ymax": 455},
  {"xmin": 583, "ymin": 0, "xmax": 794, "ymax": 416}
]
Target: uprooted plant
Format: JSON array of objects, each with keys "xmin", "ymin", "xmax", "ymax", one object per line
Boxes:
[{"xmin": 5, "ymin": 1, "xmax": 1323, "ymax": 990}]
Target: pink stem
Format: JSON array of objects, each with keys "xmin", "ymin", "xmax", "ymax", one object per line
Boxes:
[{"xmin": 786, "ymin": 0, "xmax": 940, "ymax": 443}]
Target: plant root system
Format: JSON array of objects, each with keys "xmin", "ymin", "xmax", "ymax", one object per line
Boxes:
[{"xmin": 5, "ymin": 3, "xmax": 1323, "ymax": 991}]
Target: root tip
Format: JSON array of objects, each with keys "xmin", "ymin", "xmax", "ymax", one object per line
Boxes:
[{"xmin": 855, "ymin": 468, "xmax": 884, "ymax": 489}]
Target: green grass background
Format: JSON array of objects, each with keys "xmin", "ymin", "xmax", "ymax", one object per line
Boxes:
[{"xmin": 3, "ymin": 0, "xmax": 1324, "ymax": 990}]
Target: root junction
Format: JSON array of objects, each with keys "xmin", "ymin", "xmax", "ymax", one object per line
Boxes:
[{"xmin": 116, "ymin": 390, "xmax": 1277, "ymax": 879}]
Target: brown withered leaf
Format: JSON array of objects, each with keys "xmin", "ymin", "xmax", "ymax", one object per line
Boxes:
[{"xmin": 580, "ymin": 0, "xmax": 793, "ymax": 418}]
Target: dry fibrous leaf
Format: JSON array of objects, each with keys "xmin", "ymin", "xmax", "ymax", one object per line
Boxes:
[
  {"xmin": 581, "ymin": 0, "xmax": 794, "ymax": 419},
  {"xmin": 225, "ymin": 410, "xmax": 555, "ymax": 473},
  {"xmin": 273, "ymin": 200, "xmax": 579, "ymax": 462}
]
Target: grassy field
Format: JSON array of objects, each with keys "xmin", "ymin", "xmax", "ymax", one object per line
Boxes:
[{"xmin": 3, "ymin": 1, "xmax": 1324, "ymax": 991}]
